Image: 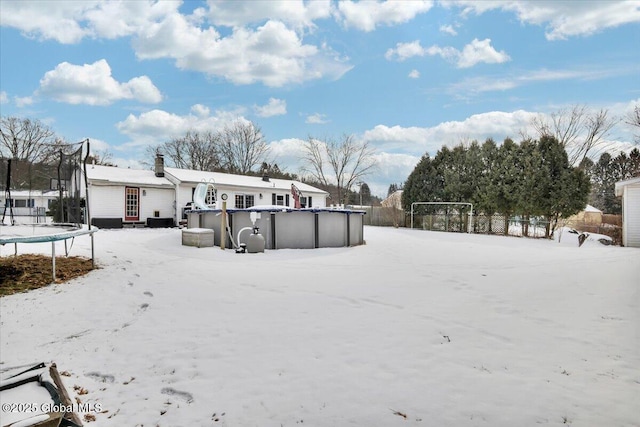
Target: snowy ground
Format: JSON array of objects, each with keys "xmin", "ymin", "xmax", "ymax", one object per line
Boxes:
[{"xmin": 1, "ymin": 226, "xmax": 639, "ymax": 426}]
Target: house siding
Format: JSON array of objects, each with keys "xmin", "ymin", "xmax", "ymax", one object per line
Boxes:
[
  {"xmin": 175, "ymin": 182, "xmax": 326, "ymax": 212},
  {"xmin": 623, "ymin": 185, "xmax": 640, "ymax": 247},
  {"xmin": 90, "ymin": 185, "xmax": 175, "ymax": 222},
  {"xmin": 141, "ymin": 187, "xmax": 175, "ymax": 219},
  {"xmin": 90, "ymin": 186, "xmax": 124, "ymax": 218}
]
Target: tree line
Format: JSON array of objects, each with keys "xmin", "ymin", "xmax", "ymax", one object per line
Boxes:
[
  {"xmin": 582, "ymin": 149, "xmax": 640, "ymax": 214},
  {"xmin": 401, "ymin": 136, "xmax": 591, "ymax": 237}
]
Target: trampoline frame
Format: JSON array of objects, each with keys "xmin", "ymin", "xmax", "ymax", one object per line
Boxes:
[{"xmin": 1, "ymin": 224, "xmax": 97, "ymax": 282}]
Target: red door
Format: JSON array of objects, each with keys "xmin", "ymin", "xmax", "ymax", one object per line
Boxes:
[{"xmin": 125, "ymin": 187, "xmax": 139, "ymax": 221}]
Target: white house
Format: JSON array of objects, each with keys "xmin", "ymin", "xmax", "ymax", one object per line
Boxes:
[
  {"xmin": 615, "ymin": 176, "xmax": 640, "ymax": 248},
  {"xmin": 83, "ymin": 157, "xmax": 329, "ymax": 228},
  {"xmin": 1, "ymin": 189, "xmax": 58, "ymax": 221},
  {"xmin": 85, "ymin": 164, "xmax": 176, "ymax": 228},
  {"xmin": 163, "ymin": 166, "xmax": 328, "ymax": 220}
]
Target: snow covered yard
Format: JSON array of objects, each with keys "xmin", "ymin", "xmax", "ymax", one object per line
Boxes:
[{"xmin": 1, "ymin": 226, "xmax": 638, "ymax": 426}]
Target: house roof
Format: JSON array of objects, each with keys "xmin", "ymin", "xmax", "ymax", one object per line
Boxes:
[
  {"xmin": 614, "ymin": 176, "xmax": 640, "ymax": 197},
  {"xmin": 1, "ymin": 190, "xmax": 58, "ymax": 198},
  {"xmin": 164, "ymin": 167, "xmax": 329, "ymax": 195},
  {"xmin": 584, "ymin": 204, "xmax": 602, "ymax": 213},
  {"xmin": 85, "ymin": 164, "xmax": 173, "ymax": 188}
]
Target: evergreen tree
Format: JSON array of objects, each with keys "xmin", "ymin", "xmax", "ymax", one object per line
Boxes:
[
  {"xmin": 402, "ymin": 153, "xmax": 443, "ymax": 212},
  {"xmin": 589, "ymin": 148, "xmax": 640, "ymax": 214},
  {"xmin": 476, "ymin": 138, "xmax": 500, "ymax": 216},
  {"xmin": 590, "ymin": 153, "xmax": 616, "ymax": 212},
  {"xmin": 494, "ymin": 138, "xmax": 521, "ymax": 234},
  {"xmin": 536, "ymin": 135, "xmax": 590, "ymax": 236}
]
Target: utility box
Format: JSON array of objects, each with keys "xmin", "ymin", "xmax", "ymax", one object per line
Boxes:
[{"xmin": 182, "ymin": 228, "xmax": 214, "ymax": 248}]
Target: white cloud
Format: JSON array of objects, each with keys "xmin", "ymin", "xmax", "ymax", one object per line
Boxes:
[
  {"xmin": 115, "ymin": 108, "xmax": 248, "ymax": 147},
  {"xmin": 362, "ymin": 110, "xmax": 539, "ymax": 156},
  {"xmin": 427, "ymin": 38, "xmax": 510, "ymax": 68},
  {"xmin": 1, "ymin": 91, "xmax": 9, "ymax": 104},
  {"xmin": 191, "ymin": 104, "xmax": 211, "ymax": 118},
  {"xmin": 1, "ymin": 2, "xmax": 352, "ymax": 88},
  {"xmin": 0, "ymin": 0, "xmax": 179, "ymax": 43},
  {"xmin": 386, "ymin": 38, "xmax": 509, "ymax": 68},
  {"xmin": 306, "ymin": 113, "xmax": 329, "ymax": 124},
  {"xmin": 254, "ymin": 98, "xmax": 287, "ymax": 117},
  {"xmin": 439, "ymin": 24, "xmax": 458, "ymax": 35},
  {"xmin": 268, "ymin": 137, "xmax": 307, "ymax": 172},
  {"xmin": 38, "ymin": 59, "xmax": 162, "ymax": 106},
  {"xmin": 14, "ymin": 96, "xmax": 33, "ymax": 107},
  {"xmin": 86, "ymin": 137, "xmax": 112, "ymax": 154},
  {"xmin": 408, "ymin": 69, "xmax": 420, "ymax": 79},
  {"xmin": 446, "ymin": 0, "xmax": 640, "ymax": 40},
  {"xmin": 337, "ymin": 0, "xmax": 434, "ymax": 32},
  {"xmin": 456, "ymin": 38, "xmax": 511, "ymax": 68},
  {"xmin": 368, "ymin": 152, "xmax": 420, "ymax": 197},
  {"xmin": 448, "ymin": 67, "xmax": 627, "ymax": 98},
  {"xmin": 133, "ymin": 17, "xmax": 351, "ymax": 87},
  {"xmin": 206, "ymin": 0, "xmax": 332, "ymax": 28},
  {"xmin": 385, "ymin": 40, "xmax": 426, "ymax": 61}
]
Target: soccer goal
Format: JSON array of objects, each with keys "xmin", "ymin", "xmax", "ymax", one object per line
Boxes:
[{"xmin": 410, "ymin": 202, "xmax": 474, "ymax": 233}]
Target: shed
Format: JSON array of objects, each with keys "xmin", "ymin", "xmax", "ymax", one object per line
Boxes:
[
  {"xmin": 566, "ymin": 204, "xmax": 603, "ymax": 226},
  {"xmin": 381, "ymin": 190, "xmax": 403, "ymax": 210},
  {"xmin": 615, "ymin": 176, "xmax": 640, "ymax": 248}
]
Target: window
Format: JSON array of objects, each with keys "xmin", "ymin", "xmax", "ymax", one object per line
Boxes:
[
  {"xmin": 272, "ymin": 193, "xmax": 290, "ymax": 206},
  {"xmin": 235, "ymin": 194, "xmax": 255, "ymax": 209},
  {"xmin": 206, "ymin": 187, "xmax": 216, "ymax": 206},
  {"xmin": 125, "ymin": 187, "xmax": 139, "ymax": 221},
  {"xmin": 14, "ymin": 199, "xmax": 34, "ymax": 208},
  {"xmin": 299, "ymin": 196, "xmax": 307, "ymax": 208}
]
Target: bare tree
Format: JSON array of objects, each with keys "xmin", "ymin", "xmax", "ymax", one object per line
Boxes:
[
  {"xmin": 301, "ymin": 134, "xmax": 377, "ymax": 205},
  {"xmin": 530, "ymin": 105, "xmax": 617, "ymax": 165},
  {"xmin": 624, "ymin": 103, "xmax": 640, "ymax": 144},
  {"xmin": 576, "ymin": 109, "xmax": 618, "ymax": 163},
  {"xmin": 86, "ymin": 149, "xmax": 114, "ymax": 166},
  {"xmin": 219, "ymin": 120, "xmax": 270, "ymax": 174},
  {"xmin": 148, "ymin": 130, "xmax": 221, "ymax": 171},
  {"xmin": 0, "ymin": 116, "xmax": 58, "ymax": 162}
]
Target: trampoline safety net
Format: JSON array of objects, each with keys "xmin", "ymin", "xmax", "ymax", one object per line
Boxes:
[{"xmin": 1, "ymin": 143, "xmax": 85, "ymax": 226}]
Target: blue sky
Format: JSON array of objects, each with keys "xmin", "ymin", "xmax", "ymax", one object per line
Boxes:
[{"xmin": 1, "ymin": 1, "xmax": 639, "ymax": 197}]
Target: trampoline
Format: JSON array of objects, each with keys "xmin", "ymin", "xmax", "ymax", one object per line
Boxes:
[
  {"xmin": 1, "ymin": 139, "xmax": 97, "ymax": 282},
  {"xmin": 0, "ymin": 224, "xmax": 97, "ymax": 281}
]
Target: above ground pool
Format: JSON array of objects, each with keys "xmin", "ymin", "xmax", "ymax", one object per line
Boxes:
[{"xmin": 186, "ymin": 207, "xmax": 365, "ymax": 250}]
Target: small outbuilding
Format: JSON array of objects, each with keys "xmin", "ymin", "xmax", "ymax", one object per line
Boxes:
[
  {"xmin": 566, "ymin": 204, "xmax": 603, "ymax": 226},
  {"xmin": 615, "ymin": 176, "xmax": 640, "ymax": 248},
  {"xmin": 381, "ymin": 190, "xmax": 403, "ymax": 210}
]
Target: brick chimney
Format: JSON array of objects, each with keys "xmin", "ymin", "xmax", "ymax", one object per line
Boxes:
[{"xmin": 155, "ymin": 154, "xmax": 165, "ymax": 177}]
